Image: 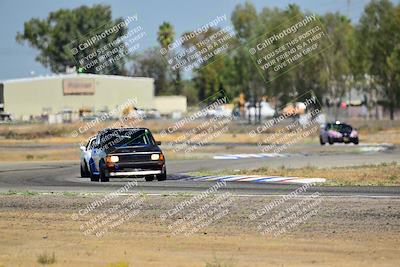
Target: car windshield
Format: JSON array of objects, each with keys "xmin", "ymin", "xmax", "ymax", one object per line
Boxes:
[
  {"xmin": 327, "ymin": 123, "xmax": 352, "ymax": 133},
  {"xmin": 100, "ymin": 129, "xmax": 154, "ymax": 148}
]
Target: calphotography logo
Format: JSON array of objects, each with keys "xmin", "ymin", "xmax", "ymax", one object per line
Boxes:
[
  {"xmin": 66, "ymin": 13, "xmax": 145, "ymax": 74},
  {"xmin": 159, "ymin": 14, "xmax": 238, "ymax": 73},
  {"xmin": 247, "ymin": 13, "xmax": 333, "ymax": 83},
  {"xmin": 159, "ymin": 181, "xmax": 235, "ymax": 237}
]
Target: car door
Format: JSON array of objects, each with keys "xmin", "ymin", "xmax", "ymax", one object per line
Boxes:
[
  {"xmin": 90, "ymin": 135, "xmax": 102, "ymax": 174},
  {"xmin": 84, "ymin": 137, "xmax": 95, "ymax": 166}
]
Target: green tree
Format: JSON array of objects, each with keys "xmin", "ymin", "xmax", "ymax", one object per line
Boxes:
[
  {"xmin": 131, "ymin": 47, "xmax": 170, "ymax": 95},
  {"xmin": 157, "ymin": 22, "xmax": 175, "ymax": 49},
  {"xmin": 230, "ymin": 3, "xmax": 355, "ymax": 111},
  {"xmin": 264, "ymin": 6, "xmax": 300, "ymax": 104},
  {"xmin": 16, "ymin": 5, "xmax": 128, "ymax": 75},
  {"xmin": 319, "ymin": 12, "xmax": 356, "ymax": 119},
  {"xmin": 157, "ymin": 22, "xmax": 182, "ymax": 95},
  {"xmin": 231, "ymin": 2, "xmax": 266, "ymax": 103},
  {"xmin": 231, "ymin": 1, "xmax": 258, "ymax": 40},
  {"xmin": 181, "ymin": 27, "xmax": 237, "ymax": 102},
  {"xmin": 356, "ymin": 0, "xmax": 400, "ymax": 119}
]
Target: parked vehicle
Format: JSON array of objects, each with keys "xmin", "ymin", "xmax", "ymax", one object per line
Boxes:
[
  {"xmin": 0, "ymin": 112, "xmax": 12, "ymax": 122},
  {"xmin": 246, "ymin": 101, "xmax": 275, "ymax": 118},
  {"xmin": 206, "ymin": 105, "xmax": 233, "ymax": 118},
  {"xmin": 282, "ymin": 102, "xmax": 306, "ymax": 116},
  {"xmin": 144, "ymin": 108, "xmax": 161, "ymax": 119}
]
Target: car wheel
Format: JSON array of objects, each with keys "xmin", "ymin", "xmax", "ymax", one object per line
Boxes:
[
  {"xmin": 328, "ymin": 137, "xmax": 334, "ymax": 145},
  {"xmin": 84, "ymin": 162, "xmax": 90, "ymax": 177},
  {"xmin": 319, "ymin": 136, "xmax": 325, "ymax": 145},
  {"xmin": 157, "ymin": 172, "xmax": 167, "ymax": 181},
  {"xmin": 89, "ymin": 163, "xmax": 99, "ymax": 182},
  {"xmin": 145, "ymin": 176, "xmax": 154, "ymax": 182},
  {"xmin": 80, "ymin": 164, "xmax": 85, "ymax": 178},
  {"xmin": 99, "ymin": 161, "xmax": 109, "ymax": 182},
  {"xmin": 90, "ymin": 171, "xmax": 99, "ymax": 182},
  {"xmin": 353, "ymin": 137, "xmax": 359, "ymax": 145}
]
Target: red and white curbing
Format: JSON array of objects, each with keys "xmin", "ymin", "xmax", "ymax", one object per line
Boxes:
[
  {"xmin": 183, "ymin": 175, "xmax": 326, "ymax": 184},
  {"xmin": 213, "ymin": 153, "xmax": 287, "ymax": 160}
]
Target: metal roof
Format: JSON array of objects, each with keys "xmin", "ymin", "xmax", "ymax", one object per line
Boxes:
[{"xmin": 0, "ymin": 73, "xmax": 153, "ymax": 84}]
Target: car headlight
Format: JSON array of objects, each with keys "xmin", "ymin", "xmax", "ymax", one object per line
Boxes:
[
  {"xmin": 350, "ymin": 131, "xmax": 358, "ymax": 138},
  {"xmin": 151, "ymin": 154, "xmax": 160, "ymax": 160},
  {"xmin": 108, "ymin": 155, "xmax": 119, "ymax": 163}
]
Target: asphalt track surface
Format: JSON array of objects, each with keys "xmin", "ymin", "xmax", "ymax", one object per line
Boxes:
[{"xmin": 1, "ymin": 146, "xmax": 400, "ymax": 197}]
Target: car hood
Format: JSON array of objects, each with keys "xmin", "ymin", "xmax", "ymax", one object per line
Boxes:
[
  {"xmin": 107, "ymin": 145, "xmax": 161, "ymax": 154},
  {"xmin": 339, "ymin": 128, "xmax": 352, "ymax": 134}
]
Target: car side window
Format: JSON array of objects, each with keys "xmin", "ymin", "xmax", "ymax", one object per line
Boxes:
[
  {"xmin": 326, "ymin": 124, "xmax": 332, "ymax": 131},
  {"xmin": 144, "ymin": 131, "xmax": 156, "ymax": 145},
  {"xmin": 95, "ymin": 136, "xmax": 101, "ymax": 148},
  {"xmin": 87, "ymin": 139, "xmax": 95, "ymax": 150}
]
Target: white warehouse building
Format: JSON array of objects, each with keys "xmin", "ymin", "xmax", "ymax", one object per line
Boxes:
[{"xmin": 0, "ymin": 73, "xmax": 187, "ymax": 120}]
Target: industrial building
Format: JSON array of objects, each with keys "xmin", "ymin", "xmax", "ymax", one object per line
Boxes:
[{"xmin": 0, "ymin": 73, "xmax": 187, "ymax": 121}]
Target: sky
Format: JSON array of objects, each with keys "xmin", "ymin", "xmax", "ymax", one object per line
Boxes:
[{"xmin": 0, "ymin": 0, "xmax": 383, "ymax": 80}]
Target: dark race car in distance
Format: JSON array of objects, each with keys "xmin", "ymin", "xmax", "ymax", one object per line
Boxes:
[
  {"xmin": 89, "ymin": 128, "xmax": 166, "ymax": 182},
  {"xmin": 320, "ymin": 121, "xmax": 359, "ymax": 145}
]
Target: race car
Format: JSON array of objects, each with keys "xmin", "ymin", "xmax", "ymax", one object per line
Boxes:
[
  {"xmin": 88, "ymin": 128, "xmax": 166, "ymax": 182},
  {"xmin": 79, "ymin": 136, "xmax": 96, "ymax": 177},
  {"xmin": 320, "ymin": 121, "xmax": 359, "ymax": 145}
]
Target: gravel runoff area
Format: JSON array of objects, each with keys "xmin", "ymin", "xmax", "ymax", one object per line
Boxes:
[{"xmin": 0, "ymin": 192, "xmax": 399, "ymax": 267}]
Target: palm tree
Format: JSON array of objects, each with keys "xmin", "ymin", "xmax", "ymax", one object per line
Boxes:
[
  {"xmin": 157, "ymin": 22, "xmax": 175, "ymax": 49},
  {"xmin": 157, "ymin": 22, "xmax": 182, "ymax": 95}
]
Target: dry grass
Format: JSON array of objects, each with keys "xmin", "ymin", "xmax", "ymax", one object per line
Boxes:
[
  {"xmin": 0, "ymin": 148, "xmax": 78, "ymax": 161},
  {"xmin": 359, "ymin": 128, "xmax": 400, "ymax": 144},
  {"xmin": 0, "ymin": 195, "xmax": 399, "ymax": 267},
  {"xmin": 102, "ymin": 262, "xmax": 129, "ymax": 267},
  {"xmin": 37, "ymin": 252, "xmax": 56, "ymax": 265}
]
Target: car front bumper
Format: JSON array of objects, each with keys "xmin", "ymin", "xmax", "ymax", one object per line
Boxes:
[
  {"xmin": 330, "ymin": 137, "xmax": 358, "ymax": 142},
  {"xmin": 109, "ymin": 170, "xmax": 162, "ymax": 177},
  {"xmin": 105, "ymin": 161, "xmax": 165, "ymax": 177}
]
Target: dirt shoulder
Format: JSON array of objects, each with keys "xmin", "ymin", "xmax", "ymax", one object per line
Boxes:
[{"xmin": 0, "ymin": 194, "xmax": 399, "ymax": 267}]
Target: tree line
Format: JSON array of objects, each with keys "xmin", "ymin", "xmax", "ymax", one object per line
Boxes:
[{"xmin": 16, "ymin": 0, "xmax": 400, "ymax": 119}]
